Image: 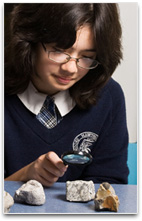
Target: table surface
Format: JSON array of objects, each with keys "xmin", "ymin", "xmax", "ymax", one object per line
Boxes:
[{"xmin": 4, "ymin": 181, "xmax": 137, "ymax": 214}]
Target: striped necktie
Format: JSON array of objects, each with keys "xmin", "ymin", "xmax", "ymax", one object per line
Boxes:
[{"xmin": 36, "ymin": 96, "xmax": 62, "ymax": 129}]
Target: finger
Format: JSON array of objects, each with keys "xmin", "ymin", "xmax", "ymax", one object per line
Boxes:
[
  {"xmin": 39, "ymin": 163, "xmax": 64, "ymax": 181},
  {"xmin": 33, "ymin": 161, "xmax": 60, "ymax": 187},
  {"xmin": 35, "ymin": 154, "xmax": 64, "ymax": 178},
  {"xmin": 46, "ymin": 151, "xmax": 67, "ymax": 172},
  {"xmin": 40, "ymin": 170, "xmax": 59, "ymax": 184},
  {"xmin": 43, "ymin": 157, "xmax": 66, "ymax": 177},
  {"xmin": 35, "ymin": 173, "xmax": 57, "ymax": 187}
]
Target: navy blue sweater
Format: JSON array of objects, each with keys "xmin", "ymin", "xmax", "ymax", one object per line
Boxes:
[{"xmin": 4, "ymin": 78, "xmax": 129, "ymax": 184}]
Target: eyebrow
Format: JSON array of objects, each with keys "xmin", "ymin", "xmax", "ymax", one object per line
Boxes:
[
  {"xmin": 55, "ymin": 45, "xmax": 97, "ymax": 54},
  {"xmin": 83, "ymin": 49, "xmax": 96, "ymax": 52}
]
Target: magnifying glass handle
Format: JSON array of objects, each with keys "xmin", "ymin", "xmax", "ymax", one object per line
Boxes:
[{"xmin": 63, "ymin": 161, "xmax": 68, "ymax": 166}]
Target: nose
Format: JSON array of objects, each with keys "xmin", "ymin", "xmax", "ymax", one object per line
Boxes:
[{"xmin": 61, "ymin": 59, "xmax": 78, "ymax": 74}]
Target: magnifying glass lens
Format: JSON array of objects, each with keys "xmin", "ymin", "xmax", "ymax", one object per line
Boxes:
[{"xmin": 61, "ymin": 151, "xmax": 92, "ymax": 165}]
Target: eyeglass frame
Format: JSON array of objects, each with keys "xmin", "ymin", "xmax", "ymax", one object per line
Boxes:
[{"xmin": 41, "ymin": 43, "xmax": 100, "ymax": 70}]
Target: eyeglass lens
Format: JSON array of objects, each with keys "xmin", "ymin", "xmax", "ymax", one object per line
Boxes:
[{"xmin": 49, "ymin": 51, "xmax": 98, "ymax": 69}]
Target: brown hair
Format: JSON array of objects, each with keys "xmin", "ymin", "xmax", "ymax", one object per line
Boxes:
[{"xmin": 5, "ymin": 3, "xmax": 122, "ymax": 109}]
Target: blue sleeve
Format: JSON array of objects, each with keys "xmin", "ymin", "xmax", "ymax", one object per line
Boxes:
[{"xmin": 82, "ymin": 80, "xmax": 129, "ymax": 184}]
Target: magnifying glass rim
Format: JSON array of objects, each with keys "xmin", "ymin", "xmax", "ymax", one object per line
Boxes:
[{"xmin": 61, "ymin": 150, "xmax": 92, "ymax": 165}]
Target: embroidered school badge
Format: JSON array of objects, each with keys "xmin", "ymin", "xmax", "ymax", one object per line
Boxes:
[{"xmin": 72, "ymin": 131, "xmax": 98, "ymax": 153}]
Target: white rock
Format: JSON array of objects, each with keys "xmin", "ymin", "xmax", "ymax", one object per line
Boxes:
[
  {"xmin": 4, "ymin": 191, "xmax": 14, "ymax": 213},
  {"xmin": 14, "ymin": 180, "xmax": 46, "ymax": 205},
  {"xmin": 66, "ymin": 180, "xmax": 95, "ymax": 202}
]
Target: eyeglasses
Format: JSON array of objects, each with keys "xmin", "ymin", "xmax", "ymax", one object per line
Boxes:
[{"xmin": 41, "ymin": 43, "xmax": 100, "ymax": 70}]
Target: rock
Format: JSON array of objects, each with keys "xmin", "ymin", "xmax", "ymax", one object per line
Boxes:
[
  {"xmin": 4, "ymin": 191, "xmax": 14, "ymax": 213},
  {"xmin": 14, "ymin": 180, "xmax": 46, "ymax": 205},
  {"xmin": 66, "ymin": 180, "xmax": 95, "ymax": 202},
  {"xmin": 94, "ymin": 182, "xmax": 119, "ymax": 212}
]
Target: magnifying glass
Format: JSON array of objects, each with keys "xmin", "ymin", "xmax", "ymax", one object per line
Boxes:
[{"xmin": 61, "ymin": 150, "xmax": 93, "ymax": 165}]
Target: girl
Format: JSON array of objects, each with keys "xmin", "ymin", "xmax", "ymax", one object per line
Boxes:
[{"xmin": 5, "ymin": 3, "xmax": 129, "ymax": 186}]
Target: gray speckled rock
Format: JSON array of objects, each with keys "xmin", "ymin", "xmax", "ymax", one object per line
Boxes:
[
  {"xmin": 4, "ymin": 191, "xmax": 14, "ymax": 213},
  {"xmin": 66, "ymin": 180, "xmax": 95, "ymax": 202},
  {"xmin": 94, "ymin": 182, "xmax": 119, "ymax": 212},
  {"xmin": 14, "ymin": 180, "xmax": 46, "ymax": 205}
]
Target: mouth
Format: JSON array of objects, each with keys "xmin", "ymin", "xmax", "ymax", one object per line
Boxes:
[{"xmin": 54, "ymin": 75, "xmax": 73, "ymax": 85}]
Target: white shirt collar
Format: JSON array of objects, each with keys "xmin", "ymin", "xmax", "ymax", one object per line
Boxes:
[{"xmin": 17, "ymin": 82, "xmax": 76, "ymax": 116}]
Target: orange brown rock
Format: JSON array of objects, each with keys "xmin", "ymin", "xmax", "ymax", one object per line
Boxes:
[{"xmin": 94, "ymin": 182, "xmax": 119, "ymax": 212}]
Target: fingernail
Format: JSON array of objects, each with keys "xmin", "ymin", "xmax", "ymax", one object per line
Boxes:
[{"xmin": 62, "ymin": 166, "xmax": 67, "ymax": 172}]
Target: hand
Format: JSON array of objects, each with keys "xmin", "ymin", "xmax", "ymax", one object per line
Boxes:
[
  {"xmin": 27, "ymin": 151, "xmax": 68, "ymax": 187},
  {"xmin": 5, "ymin": 151, "xmax": 68, "ymax": 187}
]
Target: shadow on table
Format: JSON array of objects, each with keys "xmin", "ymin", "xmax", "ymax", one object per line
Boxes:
[{"xmin": 55, "ymin": 194, "xmax": 66, "ymax": 201}]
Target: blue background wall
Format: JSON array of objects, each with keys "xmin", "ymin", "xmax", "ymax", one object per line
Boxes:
[{"xmin": 127, "ymin": 143, "xmax": 137, "ymax": 185}]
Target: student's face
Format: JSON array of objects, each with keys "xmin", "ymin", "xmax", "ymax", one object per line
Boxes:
[{"xmin": 32, "ymin": 25, "xmax": 97, "ymax": 95}]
